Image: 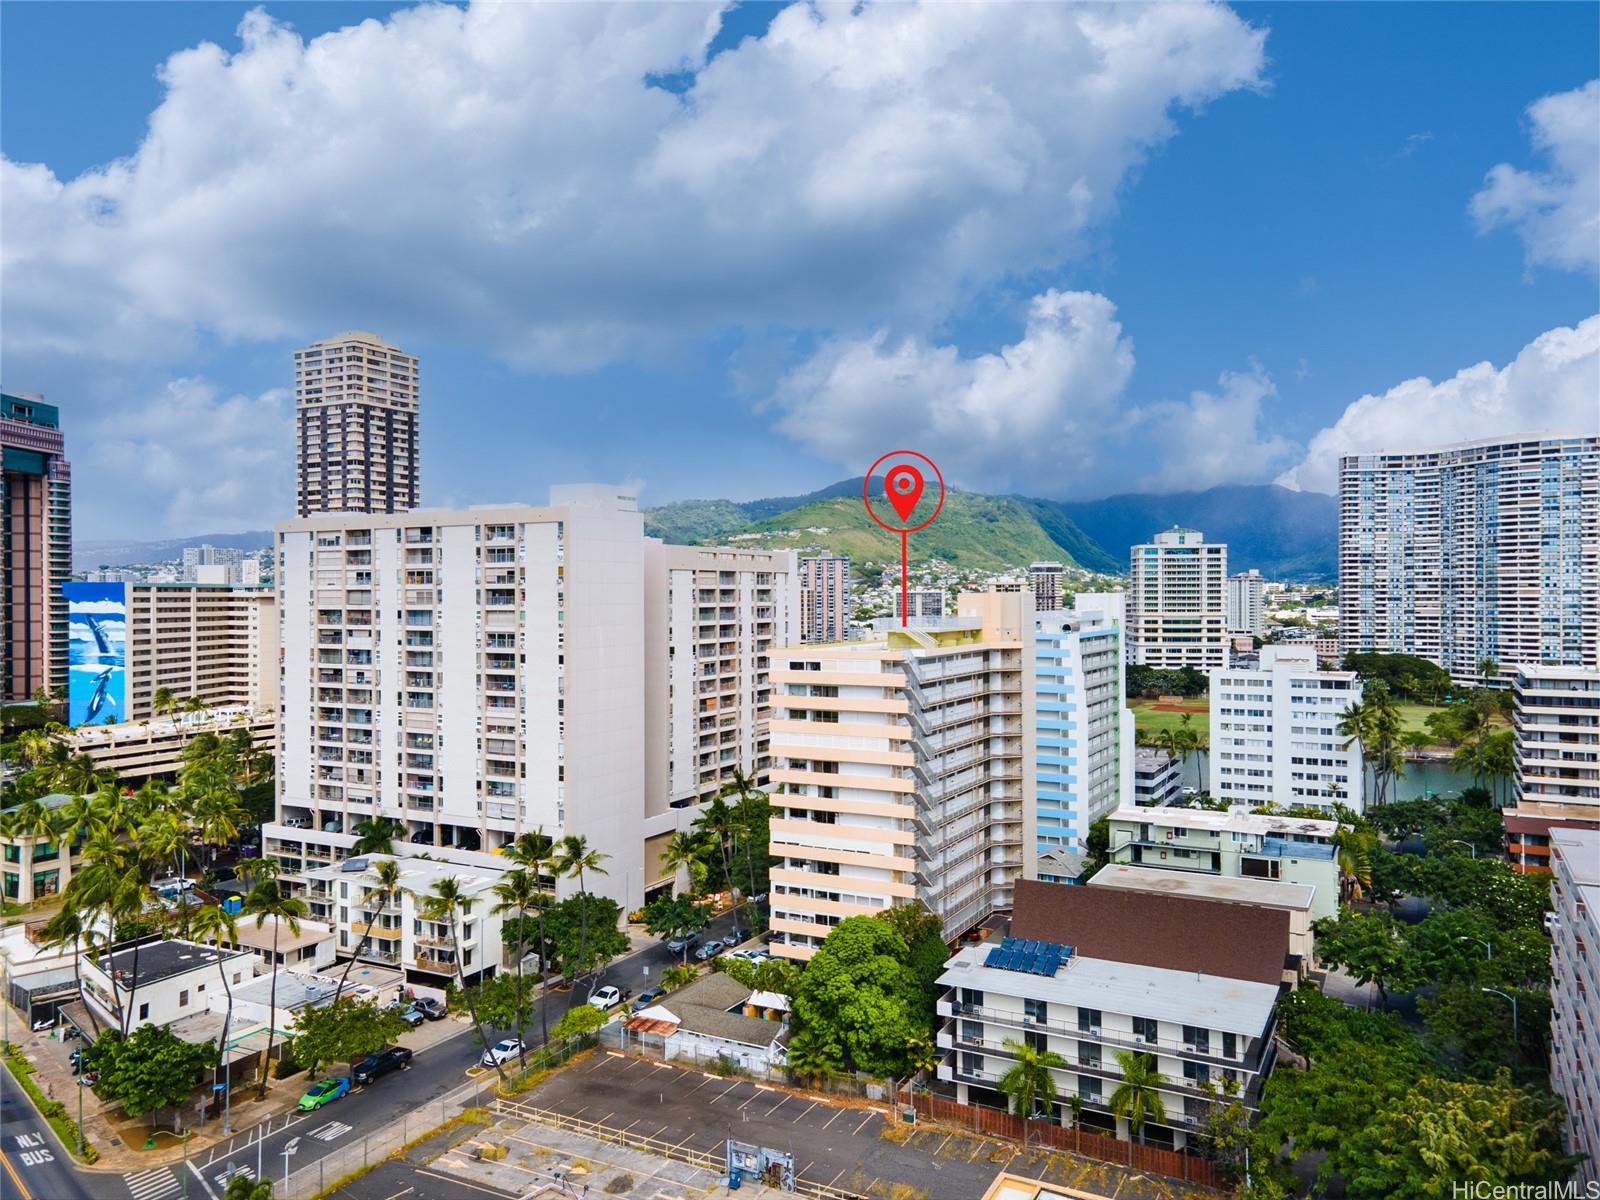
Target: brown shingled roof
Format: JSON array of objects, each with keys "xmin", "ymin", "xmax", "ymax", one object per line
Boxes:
[{"xmin": 1009, "ymin": 879, "xmax": 1290, "ymax": 986}]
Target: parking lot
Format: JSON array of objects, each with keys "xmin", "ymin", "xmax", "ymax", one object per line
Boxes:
[{"xmin": 516, "ymin": 1052, "xmax": 1220, "ymax": 1200}]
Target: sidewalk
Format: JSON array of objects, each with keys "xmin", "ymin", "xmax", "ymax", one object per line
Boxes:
[{"xmin": 3, "ymin": 999, "xmax": 474, "ymax": 1174}]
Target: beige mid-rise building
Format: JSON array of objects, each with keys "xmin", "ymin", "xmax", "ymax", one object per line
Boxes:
[
  {"xmin": 1128, "ymin": 528, "xmax": 1230, "ymax": 670},
  {"xmin": 295, "ymin": 331, "xmax": 420, "ymax": 517},
  {"xmin": 767, "ymin": 592, "xmax": 1036, "ymax": 959},
  {"xmin": 124, "ymin": 583, "xmax": 277, "ymax": 717}
]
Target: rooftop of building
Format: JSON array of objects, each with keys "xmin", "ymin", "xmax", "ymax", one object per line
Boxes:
[
  {"xmin": 231, "ymin": 968, "xmax": 376, "ymax": 1012},
  {"xmin": 231, "ymin": 917, "xmax": 334, "ymax": 955},
  {"xmin": 93, "ymin": 938, "xmax": 254, "ymax": 990},
  {"xmin": 304, "ymin": 853, "xmax": 506, "ymax": 897},
  {"xmin": 1134, "ymin": 747, "xmax": 1177, "ymax": 770},
  {"xmin": 1503, "ymin": 802, "xmax": 1600, "ymax": 832},
  {"xmin": 1341, "ymin": 431, "xmax": 1599, "ymax": 460},
  {"xmin": 625, "ymin": 970, "xmax": 790, "ymax": 1048},
  {"xmin": 981, "ymin": 1172, "xmax": 1108, "ymax": 1200},
  {"xmin": 2, "ymin": 792, "xmax": 75, "ymax": 817},
  {"xmin": 1010, "ymin": 878, "xmax": 1290, "ymax": 987},
  {"xmin": 1108, "ymin": 804, "xmax": 1341, "ymax": 839},
  {"xmin": 1087, "ymin": 864, "xmax": 1316, "ymax": 913},
  {"xmin": 61, "ymin": 706, "xmax": 275, "ymax": 746},
  {"xmin": 1551, "ymin": 827, "xmax": 1600, "ymax": 887},
  {"xmin": 1514, "ymin": 664, "xmax": 1600, "ymax": 683}
]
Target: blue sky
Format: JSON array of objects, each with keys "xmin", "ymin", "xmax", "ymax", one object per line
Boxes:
[{"xmin": 3, "ymin": 2, "xmax": 1596, "ymax": 539}]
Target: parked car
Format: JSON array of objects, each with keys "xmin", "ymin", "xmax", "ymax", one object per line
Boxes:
[
  {"xmin": 297, "ymin": 1077, "xmax": 351, "ymax": 1111},
  {"xmin": 352, "ymin": 1046, "xmax": 413, "ymax": 1086},
  {"xmin": 665, "ymin": 931, "xmax": 700, "ymax": 954},
  {"xmin": 481, "ymin": 1038, "xmax": 524, "ymax": 1067},
  {"xmin": 30, "ymin": 1015, "xmax": 54, "ymax": 1032},
  {"xmin": 693, "ymin": 940, "xmax": 726, "ymax": 962},
  {"xmin": 630, "ymin": 988, "xmax": 666, "ymax": 1014},
  {"xmin": 412, "ymin": 997, "xmax": 447, "ymax": 1021},
  {"xmin": 386, "ymin": 1000, "xmax": 424, "ymax": 1028},
  {"xmin": 727, "ymin": 949, "xmax": 769, "ymax": 966},
  {"xmin": 588, "ymin": 985, "xmax": 631, "ymax": 1012}
]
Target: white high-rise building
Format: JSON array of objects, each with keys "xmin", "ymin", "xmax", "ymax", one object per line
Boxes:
[
  {"xmin": 1033, "ymin": 593, "xmax": 1133, "ymax": 855},
  {"xmin": 1027, "ymin": 562, "xmax": 1066, "ymax": 612},
  {"xmin": 798, "ymin": 555, "xmax": 851, "ymax": 643},
  {"xmin": 1513, "ymin": 665, "xmax": 1600, "ymax": 810},
  {"xmin": 1549, "ymin": 826, "xmax": 1600, "ymax": 1188},
  {"xmin": 295, "ymin": 332, "xmax": 421, "ymax": 517},
  {"xmin": 270, "ymin": 486, "xmax": 797, "ymax": 913},
  {"xmin": 1227, "ymin": 569, "xmax": 1265, "ymax": 638},
  {"xmin": 768, "ymin": 592, "xmax": 1036, "ymax": 957},
  {"xmin": 1209, "ymin": 644, "xmax": 1363, "ymax": 812},
  {"xmin": 645, "ymin": 543, "xmax": 799, "ymax": 826},
  {"xmin": 1339, "ymin": 434, "xmax": 1599, "ymax": 686},
  {"xmin": 1128, "ymin": 528, "xmax": 1230, "ymax": 670}
]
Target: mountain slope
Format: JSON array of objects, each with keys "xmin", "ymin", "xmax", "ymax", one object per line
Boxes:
[{"xmin": 1052, "ymin": 485, "xmax": 1338, "ymax": 578}]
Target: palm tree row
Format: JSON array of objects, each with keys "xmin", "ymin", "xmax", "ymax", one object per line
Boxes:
[{"xmin": 1337, "ymin": 682, "xmax": 1406, "ymax": 807}]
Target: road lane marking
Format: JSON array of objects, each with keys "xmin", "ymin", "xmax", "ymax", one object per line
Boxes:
[
  {"xmin": 852, "ymin": 1114, "xmax": 874, "ymax": 1135},
  {"xmin": 0, "ymin": 1151, "xmax": 34, "ymax": 1200},
  {"xmin": 764, "ymin": 1095, "xmax": 790, "ymax": 1117},
  {"xmin": 820, "ymin": 1108, "xmax": 846, "ymax": 1130},
  {"xmin": 126, "ymin": 1166, "xmax": 180, "ymax": 1200},
  {"xmin": 793, "ymin": 1101, "xmax": 817, "ymax": 1123}
]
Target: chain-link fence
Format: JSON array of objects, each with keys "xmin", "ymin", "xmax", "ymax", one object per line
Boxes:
[{"xmin": 277, "ymin": 1091, "xmax": 478, "ymax": 1200}]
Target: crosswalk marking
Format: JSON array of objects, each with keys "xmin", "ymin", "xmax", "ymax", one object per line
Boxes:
[
  {"xmin": 126, "ymin": 1166, "xmax": 180, "ymax": 1200},
  {"xmin": 309, "ymin": 1120, "xmax": 352, "ymax": 1142},
  {"xmin": 213, "ymin": 1164, "xmax": 254, "ymax": 1188}
]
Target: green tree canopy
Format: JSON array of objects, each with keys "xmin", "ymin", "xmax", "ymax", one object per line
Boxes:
[
  {"xmin": 464, "ymin": 972, "xmax": 539, "ymax": 1045},
  {"xmin": 1311, "ymin": 909, "xmax": 1424, "ymax": 1008},
  {"xmin": 550, "ymin": 1003, "xmax": 607, "ymax": 1041},
  {"xmin": 543, "ymin": 894, "xmax": 629, "ymax": 979},
  {"xmin": 787, "ymin": 916, "xmax": 929, "ymax": 1079},
  {"xmin": 288, "ymin": 999, "xmax": 410, "ymax": 1076},
  {"xmin": 642, "ymin": 894, "xmax": 711, "ymax": 942},
  {"xmin": 92, "ymin": 1026, "xmax": 213, "ymax": 1127}
]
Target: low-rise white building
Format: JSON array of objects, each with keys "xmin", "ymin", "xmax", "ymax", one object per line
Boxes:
[
  {"xmin": 80, "ymin": 938, "xmax": 259, "ymax": 1032},
  {"xmin": 1133, "ymin": 748, "xmax": 1182, "ymax": 807},
  {"xmin": 1209, "ymin": 644, "xmax": 1362, "ymax": 812},
  {"xmin": 937, "ymin": 881, "xmax": 1286, "ymax": 1150},
  {"xmin": 1104, "ymin": 805, "xmax": 1342, "ymax": 921}
]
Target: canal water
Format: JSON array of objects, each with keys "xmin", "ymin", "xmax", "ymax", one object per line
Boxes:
[{"xmin": 1177, "ymin": 752, "xmax": 1477, "ymax": 801}]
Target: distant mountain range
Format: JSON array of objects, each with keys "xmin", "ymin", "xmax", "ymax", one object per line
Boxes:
[
  {"xmin": 644, "ymin": 480, "xmax": 1338, "ymax": 579},
  {"xmin": 74, "ymin": 481, "xmax": 1338, "ymax": 579}
]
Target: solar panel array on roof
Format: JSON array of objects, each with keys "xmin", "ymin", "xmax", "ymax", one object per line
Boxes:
[{"xmin": 983, "ymin": 936, "xmax": 1073, "ymax": 976}]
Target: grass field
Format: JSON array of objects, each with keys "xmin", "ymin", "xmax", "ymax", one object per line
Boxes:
[{"xmin": 1130, "ymin": 697, "xmax": 1209, "ymax": 741}]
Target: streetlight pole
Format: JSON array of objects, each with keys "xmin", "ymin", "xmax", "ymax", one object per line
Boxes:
[
  {"xmin": 1482, "ymin": 987, "xmax": 1519, "ymax": 1059},
  {"xmin": 1448, "ymin": 839, "xmax": 1477, "ymax": 860},
  {"xmin": 1457, "ymin": 935, "xmax": 1493, "ymax": 961}
]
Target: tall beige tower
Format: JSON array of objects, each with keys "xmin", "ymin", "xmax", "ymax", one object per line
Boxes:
[{"xmin": 294, "ymin": 332, "xmax": 420, "ymax": 517}]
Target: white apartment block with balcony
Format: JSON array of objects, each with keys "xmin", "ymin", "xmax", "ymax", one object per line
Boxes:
[
  {"xmin": 1033, "ymin": 593, "xmax": 1134, "ymax": 854},
  {"xmin": 1514, "ymin": 665, "xmax": 1600, "ymax": 810},
  {"xmin": 301, "ymin": 855, "xmax": 509, "ymax": 983},
  {"xmin": 1105, "ymin": 804, "xmax": 1342, "ymax": 921},
  {"xmin": 1549, "ymin": 826, "xmax": 1600, "ymax": 1188},
  {"xmin": 1134, "ymin": 748, "xmax": 1182, "ymax": 807},
  {"xmin": 1128, "ymin": 529, "xmax": 1230, "ymax": 670},
  {"xmin": 1226, "ymin": 570, "xmax": 1265, "ymax": 638},
  {"xmin": 767, "ymin": 592, "xmax": 1036, "ymax": 959},
  {"xmin": 270, "ymin": 485, "xmax": 649, "ymax": 912},
  {"xmin": 643, "ymin": 543, "xmax": 800, "ymax": 883},
  {"xmin": 798, "ymin": 555, "xmax": 851, "ymax": 644},
  {"xmin": 936, "ymin": 882, "xmax": 1285, "ymax": 1151},
  {"xmin": 295, "ymin": 331, "xmax": 420, "ymax": 517},
  {"xmin": 1209, "ymin": 644, "xmax": 1363, "ymax": 812},
  {"xmin": 1339, "ymin": 434, "xmax": 1599, "ymax": 687}
]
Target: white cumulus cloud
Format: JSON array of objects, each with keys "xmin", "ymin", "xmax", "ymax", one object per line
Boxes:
[
  {"xmin": 1, "ymin": 1, "xmax": 1266, "ymax": 370},
  {"xmin": 1471, "ymin": 80, "xmax": 1600, "ymax": 275},
  {"xmin": 770, "ymin": 290, "xmax": 1295, "ymax": 496},
  {"xmin": 82, "ymin": 379, "xmax": 293, "ymax": 535},
  {"xmin": 1276, "ymin": 315, "xmax": 1600, "ymax": 495}
]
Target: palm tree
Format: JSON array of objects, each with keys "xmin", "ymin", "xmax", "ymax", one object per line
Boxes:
[
  {"xmin": 152, "ymin": 687, "xmax": 177, "ymax": 719},
  {"xmin": 659, "ymin": 830, "xmax": 701, "ymax": 899},
  {"xmin": 137, "ymin": 807, "xmax": 196, "ymax": 937},
  {"xmin": 490, "ymin": 867, "xmax": 545, "ymax": 1061},
  {"xmin": 189, "ymin": 903, "xmax": 240, "ymax": 1128},
  {"xmin": 242, "ymin": 872, "xmax": 307, "ymax": 1098},
  {"xmin": 693, "ymin": 794, "xmax": 737, "ymax": 898},
  {"xmin": 997, "ymin": 1039, "xmax": 1067, "ymax": 1132},
  {"xmin": 183, "ymin": 696, "xmax": 208, "ymax": 717},
  {"xmin": 38, "ymin": 905, "xmax": 100, "ymax": 1036},
  {"xmin": 224, "ymin": 1171, "xmax": 274, "ymax": 1200},
  {"xmin": 418, "ymin": 878, "xmax": 506, "ymax": 1085},
  {"xmin": 553, "ymin": 835, "xmax": 609, "ymax": 992},
  {"xmin": 503, "ymin": 832, "xmax": 556, "ymax": 1047},
  {"xmin": 337, "ymin": 858, "xmax": 402, "ymax": 995},
  {"xmin": 1484, "ymin": 729, "xmax": 1515, "ymax": 808},
  {"xmin": 1109, "ymin": 1050, "xmax": 1167, "ymax": 1144},
  {"xmin": 1333, "ymin": 826, "xmax": 1374, "ymax": 903},
  {"xmin": 724, "ymin": 765, "xmax": 770, "ymax": 936},
  {"xmin": 1477, "ymin": 657, "xmax": 1499, "ymax": 688},
  {"xmin": 350, "ymin": 817, "xmax": 405, "ymax": 856},
  {"xmin": 1337, "ymin": 696, "xmax": 1372, "ymax": 807}
]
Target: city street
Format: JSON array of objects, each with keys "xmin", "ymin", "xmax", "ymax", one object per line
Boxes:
[{"xmin": 1, "ymin": 1061, "xmax": 101, "ymax": 1200}]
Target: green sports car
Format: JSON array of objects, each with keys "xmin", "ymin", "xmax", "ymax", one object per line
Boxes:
[{"xmin": 297, "ymin": 1077, "xmax": 351, "ymax": 1111}]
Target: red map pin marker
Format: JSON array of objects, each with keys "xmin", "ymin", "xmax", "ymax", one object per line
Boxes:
[{"xmin": 884, "ymin": 465, "xmax": 925, "ymax": 523}]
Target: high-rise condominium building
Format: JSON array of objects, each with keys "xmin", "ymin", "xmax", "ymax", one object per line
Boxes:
[
  {"xmin": 768, "ymin": 592, "xmax": 1036, "ymax": 958},
  {"xmin": 896, "ymin": 589, "xmax": 945, "ymax": 621},
  {"xmin": 1513, "ymin": 665, "xmax": 1600, "ymax": 809},
  {"xmin": 1034, "ymin": 593, "xmax": 1133, "ymax": 854},
  {"xmin": 1, "ymin": 393, "xmax": 70, "ymax": 703},
  {"xmin": 645, "ymin": 543, "xmax": 799, "ymax": 824},
  {"xmin": 1226, "ymin": 569, "xmax": 1265, "ymax": 638},
  {"xmin": 1128, "ymin": 528, "xmax": 1230, "ymax": 670},
  {"xmin": 1027, "ymin": 562, "xmax": 1065, "ymax": 612},
  {"xmin": 295, "ymin": 332, "xmax": 420, "ymax": 517},
  {"xmin": 64, "ymin": 581, "xmax": 277, "ymax": 726},
  {"xmin": 270, "ymin": 487, "xmax": 796, "ymax": 913},
  {"xmin": 1209, "ymin": 644, "xmax": 1363, "ymax": 812},
  {"xmin": 799, "ymin": 555, "xmax": 851, "ymax": 643},
  {"xmin": 1549, "ymin": 826, "xmax": 1600, "ymax": 1189},
  {"xmin": 1339, "ymin": 434, "xmax": 1599, "ymax": 685}
]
